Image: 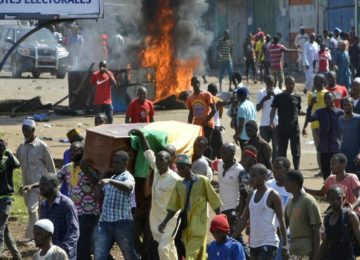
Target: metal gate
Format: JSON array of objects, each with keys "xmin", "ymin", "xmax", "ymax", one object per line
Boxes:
[{"xmin": 327, "ymin": 0, "xmax": 355, "ymax": 32}]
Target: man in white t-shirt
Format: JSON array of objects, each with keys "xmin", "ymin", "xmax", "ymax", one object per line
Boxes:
[
  {"xmin": 192, "ymin": 136, "xmax": 213, "ymax": 180},
  {"xmin": 256, "ymin": 75, "xmax": 282, "ymax": 161},
  {"xmin": 211, "ymin": 143, "xmax": 244, "ymax": 230},
  {"xmin": 266, "ymin": 157, "xmax": 292, "ymax": 260}
]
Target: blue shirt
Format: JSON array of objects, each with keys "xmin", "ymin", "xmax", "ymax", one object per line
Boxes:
[
  {"xmin": 311, "ymin": 107, "xmax": 344, "ymax": 153},
  {"xmin": 339, "ymin": 114, "xmax": 360, "ymax": 172},
  {"xmin": 40, "ymin": 193, "xmax": 79, "ymax": 260},
  {"xmin": 334, "ymin": 50, "xmax": 351, "ymax": 89},
  {"xmin": 100, "ymin": 170, "xmax": 135, "ymax": 222},
  {"xmin": 207, "ymin": 236, "xmax": 246, "ymax": 260},
  {"xmin": 237, "ymin": 100, "xmax": 256, "ymax": 140},
  {"xmin": 60, "ymin": 149, "xmax": 71, "ymax": 196}
]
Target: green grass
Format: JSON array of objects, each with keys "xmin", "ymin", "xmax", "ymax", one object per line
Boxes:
[{"xmin": 11, "ymin": 169, "xmax": 28, "ymax": 221}]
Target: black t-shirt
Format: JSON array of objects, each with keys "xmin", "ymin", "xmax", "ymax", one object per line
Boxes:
[
  {"xmin": 271, "ymin": 92, "xmax": 301, "ymax": 132},
  {"xmin": 0, "ymin": 154, "xmax": 17, "ymax": 196}
]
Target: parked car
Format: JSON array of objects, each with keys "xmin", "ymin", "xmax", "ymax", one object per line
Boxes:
[{"xmin": 0, "ymin": 25, "xmax": 69, "ymax": 78}]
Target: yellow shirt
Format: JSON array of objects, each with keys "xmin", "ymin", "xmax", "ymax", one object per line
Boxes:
[
  {"xmin": 167, "ymin": 175, "xmax": 222, "ymax": 260},
  {"xmin": 255, "ymin": 40, "xmax": 265, "ymax": 61},
  {"xmin": 144, "ymin": 150, "xmax": 181, "ymax": 241},
  {"xmin": 307, "ymin": 89, "xmax": 328, "ymax": 129}
]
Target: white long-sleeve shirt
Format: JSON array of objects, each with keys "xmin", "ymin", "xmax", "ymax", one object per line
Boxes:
[
  {"xmin": 303, "ymin": 41, "xmax": 319, "ymax": 67},
  {"xmin": 294, "ymin": 33, "xmax": 309, "ymax": 50}
]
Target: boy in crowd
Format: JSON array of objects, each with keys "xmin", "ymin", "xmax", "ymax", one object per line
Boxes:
[
  {"xmin": 33, "ymin": 219, "xmax": 68, "ymax": 260},
  {"xmin": 207, "ymin": 214, "xmax": 246, "ymax": 260},
  {"xmin": 305, "ymin": 153, "xmax": 360, "ymax": 216}
]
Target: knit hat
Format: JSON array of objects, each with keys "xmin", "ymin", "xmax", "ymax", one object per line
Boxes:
[
  {"xmin": 210, "ymin": 214, "xmax": 230, "ymax": 233},
  {"xmin": 23, "ymin": 118, "xmax": 36, "ymax": 128},
  {"xmin": 66, "ymin": 128, "xmax": 83, "ymax": 142},
  {"xmin": 236, "ymin": 87, "xmax": 249, "ymax": 97},
  {"xmin": 175, "ymin": 154, "xmax": 192, "ymax": 165},
  {"xmin": 34, "ymin": 219, "xmax": 54, "ymax": 234}
]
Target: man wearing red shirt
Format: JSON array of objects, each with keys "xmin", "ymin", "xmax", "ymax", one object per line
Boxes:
[
  {"xmin": 326, "ymin": 71, "xmax": 348, "ymax": 108},
  {"xmin": 126, "ymin": 87, "xmax": 155, "ymax": 123},
  {"xmin": 314, "ymin": 44, "xmax": 332, "ymax": 74},
  {"xmin": 90, "ymin": 61, "xmax": 117, "ymax": 123},
  {"xmin": 268, "ymin": 37, "xmax": 298, "ymax": 89}
]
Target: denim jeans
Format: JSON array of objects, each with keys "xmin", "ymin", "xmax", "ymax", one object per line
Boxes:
[
  {"xmin": 77, "ymin": 214, "xmax": 99, "ymax": 260},
  {"xmin": 94, "ymin": 220, "xmax": 139, "ymax": 260},
  {"xmin": 95, "ymin": 104, "xmax": 113, "ymax": 124},
  {"xmin": 219, "ymin": 61, "xmax": 234, "ymax": 89},
  {"xmin": 0, "ymin": 198, "xmax": 21, "ymax": 260}
]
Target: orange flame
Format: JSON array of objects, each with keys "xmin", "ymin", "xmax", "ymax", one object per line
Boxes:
[{"xmin": 140, "ymin": 0, "xmax": 199, "ymax": 102}]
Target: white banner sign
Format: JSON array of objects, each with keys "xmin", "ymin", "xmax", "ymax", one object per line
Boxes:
[{"xmin": 0, "ymin": 0, "xmax": 103, "ymax": 19}]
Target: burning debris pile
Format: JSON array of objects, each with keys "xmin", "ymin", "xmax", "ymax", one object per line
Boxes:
[{"xmin": 139, "ymin": 0, "xmax": 212, "ymax": 102}]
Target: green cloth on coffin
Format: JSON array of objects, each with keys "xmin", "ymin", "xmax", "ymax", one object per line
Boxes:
[{"xmin": 130, "ymin": 128, "xmax": 168, "ymax": 178}]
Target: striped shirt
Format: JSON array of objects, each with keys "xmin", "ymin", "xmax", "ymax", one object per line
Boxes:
[
  {"xmin": 217, "ymin": 39, "xmax": 233, "ymax": 62},
  {"xmin": 268, "ymin": 43, "xmax": 286, "ymax": 70},
  {"xmin": 99, "ymin": 171, "xmax": 135, "ymax": 222}
]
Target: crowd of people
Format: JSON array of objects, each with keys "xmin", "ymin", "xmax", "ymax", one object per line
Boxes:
[
  {"xmin": 1, "ymin": 25, "xmax": 360, "ymax": 260},
  {"xmin": 218, "ymin": 26, "xmax": 360, "ymax": 94}
]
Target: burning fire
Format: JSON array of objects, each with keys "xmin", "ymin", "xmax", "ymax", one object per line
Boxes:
[{"xmin": 140, "ymin": 0, "xmax": 199, "ymax": 102}]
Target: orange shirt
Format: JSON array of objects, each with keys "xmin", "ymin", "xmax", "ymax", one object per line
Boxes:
[{"xmin": 186, "ymin": 91, "xmax": 215, "ymax": 128}]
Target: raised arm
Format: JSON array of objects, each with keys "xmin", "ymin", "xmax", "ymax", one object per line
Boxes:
[
  {"xmin": 100, "ymin": 177, "xmax": 134, "ymax": 193},
  {"xmin": 304, "ymin": 186, "xmax": 326, "ymax": 198}
]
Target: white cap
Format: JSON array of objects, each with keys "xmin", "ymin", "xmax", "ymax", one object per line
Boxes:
[
  {"xmin": 34, "ymin": 219, "xmax": 54, "ymax": 234},
  {"xmin": 23, "ymin": 118, "xmax": 36, "ymax": 128},
  {"xmin": 300, "ymin": 26, "xmax": 305, "ymax": 30}
]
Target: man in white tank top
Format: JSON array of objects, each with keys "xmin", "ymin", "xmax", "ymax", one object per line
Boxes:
[{"xmin": 232, "ymin": 163, "xmax": 289, "ymax": 260}]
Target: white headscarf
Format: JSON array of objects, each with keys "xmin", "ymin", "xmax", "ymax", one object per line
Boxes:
[
  {"xmin": 22, "ymin": 118, "xmax": 36, "ymax": 128},
  {"xmin": 34, "ymin": 219, "xmax": 54, "ymax": 234}
]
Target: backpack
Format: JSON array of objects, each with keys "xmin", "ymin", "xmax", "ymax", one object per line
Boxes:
[{"xmin": 324, "ymin": 208, "xmax": 360, "ymax": 256}]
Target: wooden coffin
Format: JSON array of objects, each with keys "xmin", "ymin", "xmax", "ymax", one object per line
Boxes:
[{"xmin": 83, "ymin": 123, "xmax": 146, "ymax": 173}]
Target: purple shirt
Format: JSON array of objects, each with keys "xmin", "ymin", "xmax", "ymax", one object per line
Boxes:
[
  {"xmin": 40, "ymin": 193, "xmax": 79, "ymax": 260},
  {"xmin": 310, "ymin": 107, "xmax": 344, "ymax": 153}
]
